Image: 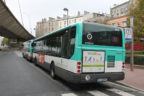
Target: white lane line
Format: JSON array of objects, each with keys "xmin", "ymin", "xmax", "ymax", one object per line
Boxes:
[
  {"xmin": 15, "ymin": 51, "xmax": 22, "ymax": 57},
  {"xmin": 88, "ymin": 90, "xmax": 109, "ymax": 96},
  {"xmin": 107, "ymin": 88, "xmax": 135, "ymax": 96},
  {"xmin": 61, "ymin": 93, "xmax": 78, "ymax": 96},
  {"xmin": 105, "ymin": 82, "xmax": 136, "ymax": 91}
]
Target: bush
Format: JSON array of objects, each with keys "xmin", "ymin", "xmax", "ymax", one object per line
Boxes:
[
  {"xmin": 126, "ymin": 51, "xmax": 144, "ymax": 55},
  {"xmin": 126, "ymin": 55, "xmax": 144, "ymax": 65}
]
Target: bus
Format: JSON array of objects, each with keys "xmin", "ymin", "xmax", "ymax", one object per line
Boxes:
[
  {"xmin": 30, "ymin": 22, "xmax": 125, "ymax": 83},
  {"xmin": 22, "ymin": 40, "xmax": 33, "ymax": 61}
]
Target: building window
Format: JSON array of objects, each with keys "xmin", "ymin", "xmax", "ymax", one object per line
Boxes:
[
  {"xmin": 124, "ymin": 8, "xmax": 128, "ymax": 13},
  {"xmin": 112, "ymin": 23, "xmax": 116, "ymax": 26},
  {"xmin": 64, "ymin": 21, "xmax": 66, "ymax": 26},
  {"xmin": 69, "ymin": 20, "xmax": 71, "ymax": 24},
  {"xmin": 121, "ymin": 8, "xmax": 123, "ymax": 14},
  {"xmin": 74, "ymin": 19, "xmax": 76, "ymax": 23},
  {"xmin": 117, "ymin": 10, "xmax": 119, "ymax": 15},
  {"xmin": 122, "ymin": 21, "xmax": 127, "ymax": 27}
]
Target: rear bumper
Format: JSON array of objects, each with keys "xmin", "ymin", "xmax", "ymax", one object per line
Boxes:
[
  {"xmin": 64, "ymin": 71, "xmax": 124, "ymax": 84},
  {"xmin": 55, "ymin": 66, "xmax": 124, "ymax": 84},
  {"xmin": 79, "ymin": 72, "xmax": 125, "ymax": 83}
]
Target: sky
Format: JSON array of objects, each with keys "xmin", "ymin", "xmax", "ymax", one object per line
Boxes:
[{"xmin": 5, "ymin": 0, "xmax": 129, "ymax": 36}]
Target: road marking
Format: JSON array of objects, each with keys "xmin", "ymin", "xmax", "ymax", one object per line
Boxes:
[
  {"xmin": 108, "ymin": 82, "xmax": 136, "ymax": 91},
  {"xmin": 107, "ymin": 88, "xmax": 135, "ymax": 96},
  {"xmin": 61, "ymin": 93, "xmax": 78, "ymax": 96},
  {"xmin": 15, "ymin": 51, "xmax": 22, "ymax": 57},
  {"xmin": 88, "ymin": 90, "xmax": 109, "ymax": 96}
]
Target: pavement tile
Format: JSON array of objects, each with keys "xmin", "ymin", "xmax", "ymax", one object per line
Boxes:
[{"xmin": 120, "ymin": 68, "xmax": 144, "ymax": 91}]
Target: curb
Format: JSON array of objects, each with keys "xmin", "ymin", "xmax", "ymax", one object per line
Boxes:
[{"xmin": 115, "ymin": 81, "xmax": 144, "ymax": 92}]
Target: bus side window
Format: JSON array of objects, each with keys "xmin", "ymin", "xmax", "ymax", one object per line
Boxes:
[
  {"xmin": 61, "ymin": 27, "xmax": 76, "ymax": 59},
  {"xmin": 68, "ymin": 27, "xmax": 76, "ymax": 58},
  {"xmin": 61, "ymin": 29, "xmax": 69, "ymax": 58}
]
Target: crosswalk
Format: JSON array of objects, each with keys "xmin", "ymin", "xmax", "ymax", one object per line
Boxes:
[
  {"xmin": 88, "ymin": 90, "xmax": 108, "ymax": 96},
  {"xmin": 61, "ymin": 88, "xmax": 137, "ymax": 96},
  {"xmin": 107, "ymin": 88, "xmax": 135, "ymax": 96}
]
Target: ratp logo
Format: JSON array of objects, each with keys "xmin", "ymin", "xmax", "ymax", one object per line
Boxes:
[{"xmin": 87, "ymin": 33, "xmax": 92, "ymax": 40}]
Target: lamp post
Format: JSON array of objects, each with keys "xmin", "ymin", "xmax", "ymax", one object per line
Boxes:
[
  {"xmin": 3, "ymin": 0, "xmax": 6, "ymax": 4},
  {"xmin": 63, "ymin": 8, "xmax": 69, "ymax": 26}
]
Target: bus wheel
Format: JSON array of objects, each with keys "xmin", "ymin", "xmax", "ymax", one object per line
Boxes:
[
  {"xmin": 22, "ymin": 53, "xmax": 24, "ymax": 58},
  {"xmin": 50, "ymin": 64, "xmax": 56, "ymax": 79},
  {"xmin": 34, "ymin": 58, "xmax": 37, "ymax": 65}
]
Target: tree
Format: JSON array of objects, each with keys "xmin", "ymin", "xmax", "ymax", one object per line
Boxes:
[
  {"xmin": 128, "ymin": 0, "xmax": 144, "ymax": 43},
  {"xmin": 1, "ymin": 38, "xmax": 9, "ymax": 46}
]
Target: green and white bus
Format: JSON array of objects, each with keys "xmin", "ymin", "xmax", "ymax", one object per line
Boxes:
[
  {"xmin": 31, "ymin": 22, "xmax": 125, "ymax": 83},
  {"xmin": 22, "ymin": 40, "xmax": 33, "ymax": 61}
]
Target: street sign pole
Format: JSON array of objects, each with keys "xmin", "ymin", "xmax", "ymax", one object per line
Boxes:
[{"xmin": 130, "ymin": 16, "xmax": 134, "ymax": 71}]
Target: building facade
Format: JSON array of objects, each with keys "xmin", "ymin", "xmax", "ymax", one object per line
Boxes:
[
  {"xmin": 111, "ymin": 1, "xmax": 130, "ymax": 19},
  {"xmin": 107, "ymin": 0, "xmax": 137, "ymax": 28},
  {"xmin": 36, "ymin": 11, "xmax": 109, "ymax": 37}
]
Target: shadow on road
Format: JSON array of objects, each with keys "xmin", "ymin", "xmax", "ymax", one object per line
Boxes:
[{"xmin": 30, "ymin": 61, "xmax": 112, "ymax": 92}]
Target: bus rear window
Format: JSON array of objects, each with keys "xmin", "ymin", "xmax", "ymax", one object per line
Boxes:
[{"xmin": 82, "ymin": 23, "xmax": 122, "ymax": 47}]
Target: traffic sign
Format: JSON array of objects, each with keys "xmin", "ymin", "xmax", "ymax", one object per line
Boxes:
[{"xmin": 125, "ymin": 28, "xmax": 132, "ymax": 42}]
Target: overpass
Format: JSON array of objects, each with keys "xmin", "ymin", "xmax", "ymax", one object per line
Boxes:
[{"xmin": 0, "ymin": 0, "xmax": 34, "ymax": 41}]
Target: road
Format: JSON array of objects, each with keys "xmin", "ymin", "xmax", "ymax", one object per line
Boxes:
[{"xmin": 0, "ymin": 50, "xmax": 144, "ymax": 96}]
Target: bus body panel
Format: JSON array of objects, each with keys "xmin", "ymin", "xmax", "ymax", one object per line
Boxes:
[{"xmin": 29, "ymin": 22, "xmax": 125, "ymax": 83}]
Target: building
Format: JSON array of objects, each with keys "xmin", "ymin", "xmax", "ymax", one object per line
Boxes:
[
  {"xmin": 107, "ymin": 0, "xmax": 137, "ymax": 28},
  {"xmin": 36, "ymin": 11, "xmax": 109, "ymax": 37},
  {"xmin": 111, "ymin": 1, "xmax": 130, "ymax": 19},
  {"xmin": 107, "ymin": 1, "xmax": 130, "ymax": 28}
]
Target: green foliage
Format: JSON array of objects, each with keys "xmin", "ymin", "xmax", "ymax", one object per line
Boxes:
[
  {"xmin": 18, "ymin": 42, "xmax": 23, "ymax": 46},
  {"xmin": 1, "ymin": 38, "xmax": 9, "ymax": 46},
  {"xmin": 128, "ymin": 0, "xmax": 144, "ymax": 42},
  {"xmin": 126, "ymin": 55, "xmax": 144, "ymax": 65},
  {"xmin": 126, "ymin": 51, "xmax": 144, "ymax": 55}
]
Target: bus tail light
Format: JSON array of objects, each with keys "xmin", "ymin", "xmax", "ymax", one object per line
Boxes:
[
  {"xmin": 122, "ymin": 62, "xmax": 125, "ymax": 68},
  {"xmin": 30, "ymin": 53, "xmax": 33, "ymax": 57},
  {"xmin": 77, "ymin": 62, "xmax": 81, "ymax": 73},
  {"xmin": 77, "ymin": 66, "xmax": 81, "ymax": 69},
  {"xmin": 77, "ymin": 70, "xmax": 81, "ymax": 73},
  {"xmin": 77, "ymin": 62, "xmax": 81, "ymax": 65}
]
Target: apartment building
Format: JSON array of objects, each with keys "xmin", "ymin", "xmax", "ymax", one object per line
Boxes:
[
  {"xmin": 36, "ymin": 11, "xmax": 109, "ymax": 37},
  {"xmin": 107, "ymin": 0, "xmax": 137, "ymax": 28}
]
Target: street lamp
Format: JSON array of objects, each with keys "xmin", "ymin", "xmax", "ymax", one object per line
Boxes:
[
  {"xmin": 63, "ymin": 8, "xmax": 69, "ymax": 26},
  {"xmin": 3, "ymin": 0, "xmax": 6, "ymax": 4}
]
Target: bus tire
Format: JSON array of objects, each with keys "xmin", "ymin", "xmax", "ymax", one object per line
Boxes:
[
  {"xmin": 34, "ymin": 57, "xmax": 37, "ymax": 66},
  {"xmin": 22, "ymin": 53, "xmax": 24, "ymax": 58},
  {"xmin": 50, "ymin": 63, "xmax": 56, "ymax": 79}
]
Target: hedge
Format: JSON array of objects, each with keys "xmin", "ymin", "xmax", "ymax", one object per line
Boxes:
[{"xmin": 126, "ymin": 55, "xmax": 144, "ymax": 65}]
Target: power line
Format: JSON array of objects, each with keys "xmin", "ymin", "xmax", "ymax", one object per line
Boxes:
[{"xmin": 17, "ymin": 0, "xmax": 24, "ymax": 26}]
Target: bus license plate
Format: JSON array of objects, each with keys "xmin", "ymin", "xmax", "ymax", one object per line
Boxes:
[{"xmin": 97, "ymin": 78, "xmax": 108, "ymax": 82}]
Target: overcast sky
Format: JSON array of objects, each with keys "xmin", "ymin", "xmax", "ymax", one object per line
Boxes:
[{"xmin": 5, "ymin": 0, "xmax": 129, "ymax": 36}]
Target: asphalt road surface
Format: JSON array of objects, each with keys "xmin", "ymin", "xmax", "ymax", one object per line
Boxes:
[{"xmin": 0, "ymin": 50, "xmax": 144, "ymax": 96}]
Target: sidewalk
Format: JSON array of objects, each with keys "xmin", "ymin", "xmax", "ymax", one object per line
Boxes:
[{"xmin": 119, "ymin": 65, "xmax": 144, "ymax": 91}]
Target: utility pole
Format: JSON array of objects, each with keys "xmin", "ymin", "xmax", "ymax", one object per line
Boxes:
[
  {"xmin": 130, "ymin": 16, "xmax": 134, "ymax": 71},
  {"xmin": 130, "ymin": 0, "xmax": 134, "ymax": 71}
]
